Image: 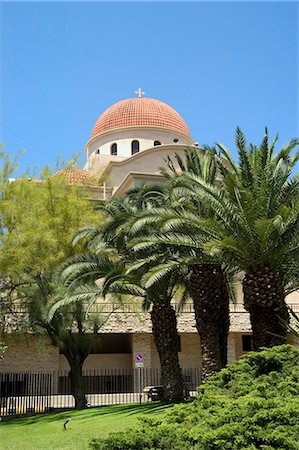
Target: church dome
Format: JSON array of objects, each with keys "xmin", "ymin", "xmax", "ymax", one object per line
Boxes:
[
  {"xmin": 52, "ymin": 167, "xmax": 98, "ymax": 186},
  {"xmin": 91, "ymin": 97, "xmax": 190, "ymax": 138}
]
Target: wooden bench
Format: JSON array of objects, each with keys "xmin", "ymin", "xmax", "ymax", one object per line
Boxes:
[
  {"xmin": 143, "ymin": 385, "xmax": 164, "ymax": 401},
  {"xmin": 143, "ymin": 383, "xmax": 191, "ymax": 402}
]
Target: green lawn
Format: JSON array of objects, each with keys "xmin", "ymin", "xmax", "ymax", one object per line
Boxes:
[{"xmin": 0, "ymin": 403, "xmax": 173, "ymax": 450}]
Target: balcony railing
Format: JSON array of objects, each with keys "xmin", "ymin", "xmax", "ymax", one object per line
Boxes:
[
  {"xmin": 80, "ymin": 185, "xmax": 113, "ymax": 201},
  {"xmin": 3, "ymin": 302, "xmax": 299, "ymax": 315}
]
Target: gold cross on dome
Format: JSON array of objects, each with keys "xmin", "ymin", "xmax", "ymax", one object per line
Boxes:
[{"xmin": 135, "ymin": 88, "xmax": 145, "ymax": 98}]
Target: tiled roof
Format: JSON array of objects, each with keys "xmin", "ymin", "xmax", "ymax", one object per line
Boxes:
[
  {"xmin": 52, "ymin": 168, "xmax": 98, "ymax": 186},
  {"xmin": 91, "ymin": 97, "xmax": 190, "ymax": 138}
]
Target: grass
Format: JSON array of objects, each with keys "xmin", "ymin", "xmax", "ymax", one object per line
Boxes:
[{"xmin": 0, "ymin": 403, "xmax": 173, "ymax": 450}]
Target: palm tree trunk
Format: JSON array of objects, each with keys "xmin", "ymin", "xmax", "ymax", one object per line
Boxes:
[
  {"xmin": 190, "ymin": 264, "xmax": 230, "ymax": 381},
  {"xmin": 150, "ymin": 297, "xmax": 184, "ymax": 403},
  {"xmin": 243, "ymin": 266, "xmax": 289, "ymax": 349}
]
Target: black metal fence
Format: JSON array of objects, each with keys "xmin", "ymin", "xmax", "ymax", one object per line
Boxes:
[{"xmin": 0, "ymin": 367, "xmax": 201, "ymax": 417}]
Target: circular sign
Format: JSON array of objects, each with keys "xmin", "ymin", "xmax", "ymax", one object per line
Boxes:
[{"xmin": 134, "ymin": 352, "xmax": 144, "ymax": 363}]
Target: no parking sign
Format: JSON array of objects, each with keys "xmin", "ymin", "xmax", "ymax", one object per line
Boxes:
[
  {"xmin": 134, "ymin": 353, "xmax": 144, "ymax": 404},
  {"xmin": 134, "ymin": 352, "xmax": 144, "ymax": 368}
]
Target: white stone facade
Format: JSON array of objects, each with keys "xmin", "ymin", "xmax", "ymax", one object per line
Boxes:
[{"xmin": 86, "ymin": 127, "xmax": 192, "ymax": 160}]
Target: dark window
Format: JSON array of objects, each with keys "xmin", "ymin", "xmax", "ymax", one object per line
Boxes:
[
  {"xmin": 111, "ymin": 143, "xmax": 117, "ymax": 155},
  {"xmin": 242, "ymin": 335, "xmax": 253, "ymax": 352},
  {"xmin": 96, "ymin": 149, "xmax": 100, "ymax": 155},
  {"xmin": 91, "ymin": 333, "xmax": 132, "ymax": 354},
  {"xmin": 131, "ymin": 140, "xmax": 140, "ymax": 155},
  {"xmin": 154, "ymin": 141, "xmax": 161, "ymax": 146},
  {"xmin": 58, "ymin": 334, "xmax": 132, "ymax": 354}
]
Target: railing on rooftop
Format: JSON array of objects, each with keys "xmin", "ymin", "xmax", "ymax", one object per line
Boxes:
[
  {"xmin": 80, "ymin": 185, "xmax": 113, "ymax": 201},
  {"xmin": 4, "ymin": 302, "xmax": 299, "ymax": 314}
]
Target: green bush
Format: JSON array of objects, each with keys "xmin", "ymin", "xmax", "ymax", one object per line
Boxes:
[
  {"xmin": 90, "ymin": 423, "xmax": 191, "ymax": 450},
  {"xmin": 90, "ymin": 345, "xmax": 299, "ymax": 450}
]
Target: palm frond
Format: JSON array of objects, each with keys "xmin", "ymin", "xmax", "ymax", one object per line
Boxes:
[
  {"xmin": 48, "ymin": 284, "xmax": 102, "ymax": 321},
  {"xmin": 141, "ymin": 261, "xmax": 180, "ymax": 289},
  {"xmin": 235, "ymin": 127, "xmax": 253, "ymax": 187}
]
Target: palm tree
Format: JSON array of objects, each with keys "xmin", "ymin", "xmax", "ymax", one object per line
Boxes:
[
  {"xmin": 166, "ymin": 148, "xmax": 231, "ymax": 374},
  {"xmin": 159, "ymin": 130, "xmax": 299, "ymax": 349},
  {"xmin": 123, "ymin": 268, "xmax": 186, "ymax": 403},
  {"xmin": 54, "ymin": 195, "xmax": 186, "ymax": 402},
  {"xmin": 128, "ymin": 147, "xmax": 232, "ymax": 380}
]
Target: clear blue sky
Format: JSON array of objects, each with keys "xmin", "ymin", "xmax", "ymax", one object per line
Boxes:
[{"xmin": 0, "ymin": 1, "xmax": 298, "ymax": 175}]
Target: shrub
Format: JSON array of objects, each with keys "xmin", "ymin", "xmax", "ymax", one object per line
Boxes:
[
  {"xmin": 90, "ymin": 345, "xmax": 299, "ymax": 450},
  {"xmin": 90, "ymin": 424, "xmax": 191, "ymax": 450}
]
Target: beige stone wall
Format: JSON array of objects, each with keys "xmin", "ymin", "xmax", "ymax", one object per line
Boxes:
[
  {"xmin": 0, "ymin": 335, "xmax": 59, "ymax": 373},
  {"xmin": 227, "ymin": 332, "xmax": 246, "ymax": 363},
  {"xmin": 103, "ymin": 145, "xmax": 198, "ymax": 189},
  {"xmin": 2, "ymin": 316, "xmax": 297, "ymax": 374},
  {"xmin": 179, "ymin": 334, "xmax": 201, "ymax": 368},
  {"xmin": 150, "ymin": 335, "xmax": 159, "ymax": 368},
  {"xmin": 1, "ymin": 332, "xmax": 203, "ymax": 373},
  {"xmin": 132, "ymin": 333, "xmax": 202, "ymax": 370},
  {"xmin": 229, "ymin": 312, "xmax": 251, "ymax": 332},
  {"xmin": 100, "ymin": 313, "xmax": 152, "ymax": 333},
  {"xmin": 4, "ymin": 309, "xmax": 254, "ymax": 335},
  {"xmin": 132, "ymin": 333, "xmax": 152, "ymax": 368},
  {"xmin": 227, "ymin": 333, "xmax": 237, "ymax": 363},
  {"xmin": 177, "ymin": 313, "xmax": 197, "ymax": 333},
  {"xmin": 99, "ymin": 309, "xmax": 252, "ymax": 334}
]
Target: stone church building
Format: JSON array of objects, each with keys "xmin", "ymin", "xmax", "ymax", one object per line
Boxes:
[{"xmin": 1, "ymin": 90, "xmax": 298, "ymax": 376}]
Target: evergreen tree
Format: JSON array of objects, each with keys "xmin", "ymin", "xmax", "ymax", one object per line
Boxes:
[{"xmin": 0, "ymin": 168, "xmax": 104, "ymax": 407}]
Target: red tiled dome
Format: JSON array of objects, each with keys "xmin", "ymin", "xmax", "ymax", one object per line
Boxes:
[
  {"xmin": 52, "ymin": 168, "xmax": 98, "ymax": 186},
  {"xmin": 91, "ymin": 97, "xmax": 190, "ymax": 138}
]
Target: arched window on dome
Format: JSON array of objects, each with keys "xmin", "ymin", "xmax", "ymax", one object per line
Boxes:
[
  {"xmin": 131, "ymin": 140, "xmax": 140, "ymax": 155},
  {"xmin": 111, "ymin": 143, "xmax": 117, "ymax": 155},
  {"xmin": 154, "ymin": 141, "xmax": 161, "ymax": 146},
  {"xmin": 96, "ymin": 148, "xmax": 100, "ymax": 155}
]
